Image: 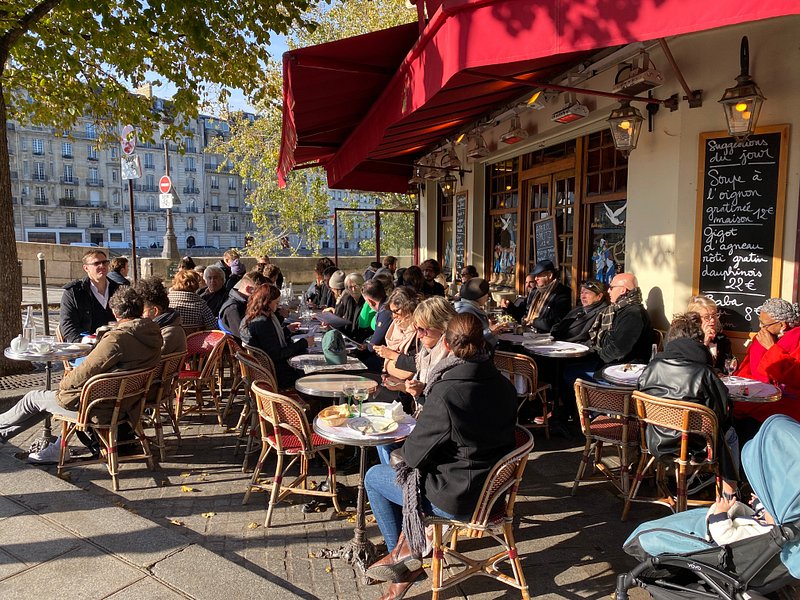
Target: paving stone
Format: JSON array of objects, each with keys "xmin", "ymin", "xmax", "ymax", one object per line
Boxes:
[
  {"xmin": 0, "ymin": 548, "xmax": 29, "ymax": 581},
  {"xmin": 0, "ymin": 495, "xmax": 26, "ymax": 520},
  {"xmin": 104, "ymin": 576, "xmax": 189, "ymax": 600},
  {"xmin": 0, "ymin": 513, "xmax": 81, "ymax": 565}
]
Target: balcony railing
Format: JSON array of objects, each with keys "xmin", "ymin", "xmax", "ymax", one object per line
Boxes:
[
  {"xmin": 32, "ymin": 150, "xmax": 44, "ymax": 156},
  {"xmin": 89, "ymin": 222, "xmax": 104, "ymax": 228},
  {"xmin": 185, "ymin": 166, "xmax": 197, "ymax": 172},
  {"xmin": 65, "ymin": 222, "xmax": 78, "ymax": 228},
  {"xmin": 33, "ymin": 174, "xmax": 48, "ymax": 181},
  {"xmin": 87, "ymin": 155, "xmax": 99, "ymax": 161},
  {"xmin": 228, "ymin": 206, "xmax": 239, "ymax": 212},
  {"xmin": 184, "ymin": 206, "xmax": 200, "ymax": 213},
  {"xmin": 87, "ymin": 179, "xmax": 104, "ymax": 187},
  {"xmin": 210, "ymin": 205, "xmax": 221, "ymax": 212},
  {"xmin": 183, "ymin": 186, "xmax": 200, "ymax": 194},
  {"xmin": 60, "ymin": 177, "xmax": 78, "ymax": 185},
  {"xmin": 186, "ymin": 146, "xmax": 197, "ymax": 154},
  {"xmin": 34, "ymin": 199, "xmax": 48, "ymax": 206},
  {"xmin": 132, "ymin": 183, "xmax": 158, "ymax": 192},
  {"xmin": 210, "ymin": 183, "xmax": 219, "ymax": 189},
  {"xmin": 34, "ymin": 222, "xmax": 48, "ymax": 228},
  {"xmin": 62, "ymin": 153, "xmax": 73, "ymax": 159}
]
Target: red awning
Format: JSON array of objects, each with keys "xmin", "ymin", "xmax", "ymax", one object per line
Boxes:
[{"xmin": 279, "ymin": 0, "xmax": 800, "ymax": 192}]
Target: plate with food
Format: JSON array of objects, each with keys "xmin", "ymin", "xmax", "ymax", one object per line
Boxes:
[
  {"xmin": 602, "ymin": 363, "xmax": 647, "ymax": 385},
  {"xmin": 347, "ymin": 416, "xmax": 398, "ymax": 435}
]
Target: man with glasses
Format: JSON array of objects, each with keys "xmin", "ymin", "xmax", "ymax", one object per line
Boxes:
[
  {"xmin": 501, "ymin": 260, "xmax": 571, "ymax": 333},
  {"xmin": 59, "ymin": 249, "xmax": 120, "ymax": 342}
]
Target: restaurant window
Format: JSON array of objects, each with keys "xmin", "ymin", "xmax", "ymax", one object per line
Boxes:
[
  {"xmin": 584, "ymin": 131, "xmax": 628, "ymax": 285},
  {"xmin": 486, "ymin": 158, "xmax": 519, "ymax": 289},
  {"xmin": 439, "ymin": 187, "xmax": 454, "ymax": 281}
]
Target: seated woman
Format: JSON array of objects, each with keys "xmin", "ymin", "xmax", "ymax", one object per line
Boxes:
[
  {"xmin": 328, "ymin": 272, "xmax": 365, "ymax": 340},
  {"xmin": 551, "ymin": 279, "xmax": 609, "ymax": 343},
  {"xmin": 167, "ymin": 269, "xmax": 217, "ymax": 331},
  {"xmin": 241, "ymin": 284, "xmax": 313, "ymax": 389},
  {"xmin": 364, "ymin": 313, "xmax": 517, "ymax": 598},
  {"xmin": 357, "ymin": 279, "xmax": 392, "ymax": 372},
  {"xmin": 373, "ymin": 286, "xmax": 420, "ymax": 381},
  {"xmin": 638, "ymin": 312, "xmax": 739, "ymax": 498},
  {"xmin": 734, "ymin": 298, "xmax": 800, "ymax": 427},
  {"xmin": 687, "ymin": 294, "xmax": 731, "ymax": 372},
  {"xmin": 454, "ymin": 278, "xmax": 504, "ymax": 350}
]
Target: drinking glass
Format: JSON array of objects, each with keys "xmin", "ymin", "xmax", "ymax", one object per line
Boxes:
[
  {"xmin": 724, "ymin": 356, "xmax": 738, "ymax": 377},
  {"xmin": 352, "ymin": 386, "xmax": 370, "ymax": 418},
  {"xmin": 342, "ymin": 383, "xmax": 356, "ymax": 411}
]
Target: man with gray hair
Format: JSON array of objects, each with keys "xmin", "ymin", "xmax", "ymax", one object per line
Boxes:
[
  {"xmin": 0, "ymin": 287, "xmax": 163, "ymax": 463},
  {"xmin": 199, "ymin": 264, "xmax": 228, "ymax": 316}
]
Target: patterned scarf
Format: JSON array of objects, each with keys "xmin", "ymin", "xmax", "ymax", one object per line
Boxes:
[
  {"xmin": 525, "ymin": 278, "xmax": 558, "ymax": 325},
  {"xmin": 416, "ymin": 335, "xmax": 452, "ymax": 387},
  {"xmin": 588, "ymin": 287, "xmax": 643, "ymax": 348}
]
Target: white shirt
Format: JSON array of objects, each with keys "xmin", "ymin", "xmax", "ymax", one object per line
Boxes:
[{"xmin": 89, "ymin": 279, "xmax": 110, "ymax": 309}]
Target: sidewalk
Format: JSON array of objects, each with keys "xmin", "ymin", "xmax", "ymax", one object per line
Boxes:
[{"xmin": 0, "ymin": 408, "xmax": 658, "ymax": 600}]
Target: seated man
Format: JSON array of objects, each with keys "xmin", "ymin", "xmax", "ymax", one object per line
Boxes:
[
  {"xmin": 0, "ymin": 287, "xmax": 163, "ymax": 463},
  {"xmin": 420, "ymin": 259, "xmax": 445, "ymax": 297},
  {"xmin": 60, "ymin": 249, "xmax": 120, "ymax": 342},
  {"xmin": 135, "ymin": 277, "xmax": 188, "ymax": 355},
  {"xmin": 219, "ymin": 271, "xmax": 268, "ymax": 342},
  {"xmin": 199, "ymin": 265, "xmax": 229, "ymax": 317},
  {"xmin": 519, "ymin": 260, "xmax": 571, "ymax": 332},
  {"xmin": 638, "ymin": 313, "xmax": 740, "ymax": 498}
]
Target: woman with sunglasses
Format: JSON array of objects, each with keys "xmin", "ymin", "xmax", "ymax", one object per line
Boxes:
[
  {"xmin": 373, "ymin": 287, "xmax": 420, "ymax": 380},
  {"xmin": 551, "ymin": 280, "xmax": 609, "ymax": 343},
  {"xmin": 687, "ymin": 294, "xmax": 731, "ymax": 372},
  {"xmin": 733, "ymin": 298, "xmax": 800, "ymax": 436}
]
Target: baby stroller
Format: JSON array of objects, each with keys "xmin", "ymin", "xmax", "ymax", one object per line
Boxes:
[{"xmin": 615, "ymin": 414, "xmax": 800, "ymax": 600}]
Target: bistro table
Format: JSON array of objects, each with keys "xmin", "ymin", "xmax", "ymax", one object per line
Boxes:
[
  {"xmin": 288, "ymin": 354, "xmax": 367, "ymax": 375},
  {"xmin": 295, "ymin": 374, "xmax": 378, "ymax": 400},
  {"xmin": 722, "ymin": 376, "xmax": 782, "ymax": 402},
  {"xmin": 313, "ymin": 403, "xmax": 415, "ymax": 574},
  {"xmin": 597, "ymin": 363, "xmax": 647, "ymax": 388},
  {"xmin": 4, "ymin": 342, "xmax": 94, "ymax": 451},
  {"xmin": 523, "ymin": 340, "xmax": 591, "ymax": 358}
]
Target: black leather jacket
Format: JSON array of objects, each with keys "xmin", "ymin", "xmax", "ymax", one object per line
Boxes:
[
  {"xmin": 551, "ymin": 299, "xmax": 608, "ymax": 343},
  {"xmin": 637, "ymin": 337, "xmax": 737, "ymax": 480}
]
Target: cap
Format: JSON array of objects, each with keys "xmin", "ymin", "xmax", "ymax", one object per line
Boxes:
[
  {"xmin": 530, "ymin": 260, "xmax": 556, "ymax": 277},
  {"xmin": 328, "ymin": 269, "xmax": 346, "ymax": 290},
  {"xmin": 322, "ymin": 329, "xmax": 348, "ymax": 365},
  {"xmin": 460, "ymin": 278, "xmax": 490, "ymax": 301}
]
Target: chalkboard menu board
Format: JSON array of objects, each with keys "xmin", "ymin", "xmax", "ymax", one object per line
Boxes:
[
  {"xmin": 694, "ymin": 125, "xmax": 788, "ymax": 334},
  {"xmin": 454, "ymin": 192, "xmax": 467, "ymax": 276},
  {"xmin": 533, "ymin": 216, "xmax": 558, "ymax": 267}
]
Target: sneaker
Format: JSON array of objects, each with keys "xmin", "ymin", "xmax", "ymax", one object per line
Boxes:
[
  {"xmin": 533, "ymin": 411, "xmax": 553, "ymax": 425},
  {"xmin": 28, "ymin": 439, "xmax": 68, "ymax": 465},
  {"xmin": 686, "ymin": 472, "xmax": 715, "ymax": 495}
]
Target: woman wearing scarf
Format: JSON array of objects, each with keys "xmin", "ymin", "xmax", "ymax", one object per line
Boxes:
[
  {"xmin": 733, "ymin": 298, "xmax": 800, "ymax": 432},
  {"xmin": 374, "ymin": 287, "xmax": 419, "ymax": 380},
  {"xmin": 241, "ymin": 285, "xmax": 312, "ymax": 389},
  {"xmin": 364, "ymin": 313, "xmax": 517, "ymax": 599}
]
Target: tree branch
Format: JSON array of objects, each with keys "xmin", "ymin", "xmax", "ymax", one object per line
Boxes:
[{"xmin": 0, "ymin": 0, "xmax": 65, "ymax": 62}]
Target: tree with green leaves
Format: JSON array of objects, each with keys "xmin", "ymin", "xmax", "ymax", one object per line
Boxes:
[
  {"xmin": 0, "ymin": 0, "xmax": 321, "ymax": 374},
  {"xmin": 210, "ymin": 0, "xmax": 417, "ymax": 259}
]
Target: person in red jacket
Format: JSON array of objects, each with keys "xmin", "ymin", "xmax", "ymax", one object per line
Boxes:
[{"xmin": 734, "ymin": 298, "xmax": 800, "ymax": 428}]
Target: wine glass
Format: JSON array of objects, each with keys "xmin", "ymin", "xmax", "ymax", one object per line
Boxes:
[
  {"xmin": 342, "ymin": 383, "xmax": 356, "ymax": 410},
  {"xmin": 352, "ymin": 385, "xmax": 370, "ymax": 418},
  {"xmin": 724, "ymin": 356, "xmax": 738, "ymax": 378}
]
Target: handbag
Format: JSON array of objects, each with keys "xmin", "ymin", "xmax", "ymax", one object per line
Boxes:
[{"xmin": 389, "ymin": 448, "xmax": 404, "ymax": 468}]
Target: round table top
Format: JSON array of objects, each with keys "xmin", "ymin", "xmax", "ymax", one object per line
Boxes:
[
  {"xmin": 313, "ymin": 412, "xmax": 415, "ymax": 448},
  {"xmin": 722, "ymin": 376, "xmax": 782, "ymax": 403},
  {"xmin": 598, "ymin": 363, "xmax": 647, "ymax": 388},
  {"xmin": 523, "ymin": 340, "xmax": 591, "ymax": 357},
  {"xmin": 4, "ymin": 342, "xmax": 93, "ymax": 363},
  {"xmin": 295, "ymin": 374, "xmax": 378, "ymax": 398}
]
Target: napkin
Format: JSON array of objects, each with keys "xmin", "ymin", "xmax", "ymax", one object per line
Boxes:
[{"xmin": 388, "ymin": 401, "xmax": 405, "ymax": 422}]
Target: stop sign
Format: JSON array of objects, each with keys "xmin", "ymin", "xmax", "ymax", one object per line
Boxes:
[{"xmin": 159, "ymin": 175, "xmax": 172, "ymax": 194}]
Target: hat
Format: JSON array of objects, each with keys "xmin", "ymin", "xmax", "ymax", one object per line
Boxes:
[
  {"xmin": 328, "ymin": 269, "xmax": 346, "ymax": 290},
  {"xmin": 460, "ymin": 278, "xmax": 490, "ymax": 301},
  {"xmin": 530, "ymin": 260, "xmax": 556, "ymax": 277},
  {"xmin": 230, "ymin": 259, "xmax": 246, "ymax": 276},
  {"xmin": 757, "ymin": 298, "xmax": 800, "ymax": 324},
  {"xmin": 322, "ymin": 329, "xmax": 348, "ymax": 365}
]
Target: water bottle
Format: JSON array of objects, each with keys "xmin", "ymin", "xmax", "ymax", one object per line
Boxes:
[{"xmin": 22, "ymin": 306, "xmax": 36, "ymax": 343}]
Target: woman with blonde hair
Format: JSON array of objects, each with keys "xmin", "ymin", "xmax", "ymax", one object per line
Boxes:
[
  {"xmin": 687, "ymin": 295, "xmax": 730, "ymax": 371},
  {"xmin": 168, "ymin": 269, "xmax": 217, "ymax": 330}
]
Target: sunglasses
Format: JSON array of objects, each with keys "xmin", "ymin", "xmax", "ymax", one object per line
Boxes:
[
  {"xmin": 390, "ymin": 308, "xmax": 403, "ymax": 315},
  {"xmin": 582, "ymin": 281, "xmax": 604, "ymax": 294},
  {"xmin": 85, "ymin": 260, "xmax": 110, "ymax": 267}
]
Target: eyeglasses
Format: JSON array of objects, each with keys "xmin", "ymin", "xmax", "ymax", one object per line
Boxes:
[
  {"xmin": 701, "ymin": 313, "xmax": 719, "ymax": 322},
  {"xmin": 390, "ymin": 308, "xmax": 403, "ymax": 315},
  {"xmin": 759, "ymin": 320, "xmax": 780, "ymax": 329},
  {"xmin": 581, "ymin": 281, "xmax": 604, "ymax": 294},
  {"xmin": 415, "ymin": 326, "xmax": 438, "ymax": 336},
  {"xmin": 84, "ymin": 260, "xmax": 110, "ymax": 267}
]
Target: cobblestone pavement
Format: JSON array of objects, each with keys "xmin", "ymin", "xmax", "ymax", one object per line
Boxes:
[{"xmin": 5, "ymin": 397, "xmax": 660, "ymax": 600}]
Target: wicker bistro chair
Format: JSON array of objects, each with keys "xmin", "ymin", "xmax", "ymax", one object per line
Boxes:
[
  {"xmin": 571, "ymin": 379, "xmax": 639, "ymax": 496},
  {"xmin": 234, "ymin": 351, "xmax": 278, "ymax": 472},
  {"xmin": 426, "ymin": 427, "xmax": 534, "ymax": 600},
  {"xmin": 245, "ymin": 381, "xmax": 343, "ymax": 527},
  {"xmin": 621, "ymin": 391, "xmax": 722, "ymax": 521},
  {"xmin": 140, "ymin": 351, "xmax": 187, "ymax": 461},
  {"xmin": 175, "ymin": 330, "xmax": 229, "ymax": 428},
  {"xmin": 220, "ymin": 336, "xmax": 246, "ymax": 422},
  {"xmin": 53, "ymin": 366, "xmax": 158, "ymax": 491},
  {"xmin": 493, "ymin": 351, "xmax": 552, "ymax": 437}
]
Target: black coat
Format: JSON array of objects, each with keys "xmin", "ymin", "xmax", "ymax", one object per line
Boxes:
[
  {"xmin": 199, "ymin": 286, "xmax": 228, "ymax": 317},
  {"xmin": 551, "ymin": 299, "xmax": 608, "ymax": 343},
  {"xmin": 505, "ymin": 283, "xmax": 572, "ymax": 332},
  {"xmin": 401, "ymin": 359, "xmax": 517, "ymax": 515},
  {"xmin": 219, "ymin": 289, "xmax": 247, "ymax": 341},
  {"xmin": 596, "ymin": 302, "xmax": 653, "ymax": 364},
  {"xmin": 334, "ymin": 293, "xmax": 364, "ymax": 338},
  {"xmin": 244, "ymin": 315, "xmax": 308, "ymax": 389},
  {"xmin": 421, "ymin": 280, "xmax": 445, "ymax": 298},
  {"xmin": 59, "ymin": 277, "xmax": 120, "ymax": 343},
  {"xmin": 637, "ymin": 337, "xmax": 737, "ymax": 480}
]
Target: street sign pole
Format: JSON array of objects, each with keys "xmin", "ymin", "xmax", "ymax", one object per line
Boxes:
[
  {"xmin": 121, "ymin": 125, "xmax": 139, "ymax": 282},
  {"xmin": 128, "ymin": 181, "xmax": 138, "ymax": 282},
  {"xmin": 160, "ymin": 137, "xmax": 179, "ymax": 260}
]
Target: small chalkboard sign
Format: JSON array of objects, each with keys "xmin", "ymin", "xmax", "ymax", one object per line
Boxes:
[
  {"xmin": 533, "ymin": 216, "xmax": 558, "ymax": 268},
  {"xmin": 694, "ymin": 125, "xmax": 788, "ymax": 335},
  {"xmin": 454, "ymin": 191, "xmax": 467, "ymax": 276}
]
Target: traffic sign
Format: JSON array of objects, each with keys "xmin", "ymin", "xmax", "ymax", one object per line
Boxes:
[
  {"xmin": 159, "ymin": 175, "xmax": 172, "ymax": 194},
  {"xmin": 121, "ymin": 125, "xmax": 136, "ymax": 156},
  {"xmin": 159, "ymin": 193, "xmax": 174, "ymax": 209},
  {"xmin": 120, "ymin": 154, "xmax": 142, "ymax": 180}
]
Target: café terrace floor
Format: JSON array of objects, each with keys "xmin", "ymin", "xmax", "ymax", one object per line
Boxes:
[{"xmin": 0, "ymin": 381, "xmax": 661, "ymax": 600}]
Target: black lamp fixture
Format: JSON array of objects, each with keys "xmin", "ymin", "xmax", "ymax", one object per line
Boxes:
[
  {"xmin": 719, "ymin": 36, "xmax": 765, "ymax": 142},
  {"xmin": 608, "ymin": 100, "xmax": 645, "ymax": 156},
  {"xmin": 439, "ymin": 172, "xmax": 457, "ymax": 199}
]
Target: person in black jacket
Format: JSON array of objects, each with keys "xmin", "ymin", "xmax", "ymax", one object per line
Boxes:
[
  {"xmin": 219, "ymin": 271, "xmax": 267, "ymax": 342},
  {"xmin": 241, "ymin": 284, "xmax": 312, "ymax": 389},
  {"xmin": 364, "ymin": 313, "xmax": 517, "ymax": 596},
  {"xmin": 501, "ymin": 260, "xmax": 572, "ymax": 332},
  {"xmin": 59, "ymin": 250, "xmax": 120, "ymax": 342},
  {"xmin": 551, "ymin": 279, "xmax": 608, "ymax": 343},
  {"xmin": 688, "ymin": 295, "xmax": 731, "ymax": 373},
  {"xmin": 638, "ymin": 312, "xmax": 740, "ymax": 497}
]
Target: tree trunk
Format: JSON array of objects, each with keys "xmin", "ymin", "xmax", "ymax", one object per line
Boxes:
[{"xmin": 0, "ymin": 84, "xmax": 28, "ymax": 375}]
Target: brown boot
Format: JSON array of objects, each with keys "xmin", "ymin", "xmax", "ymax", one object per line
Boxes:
[
  {"xmin": 367, "ymin": 533, "xmax": 422, "ymax": 582},
  {"xmin": 378, "ymin": 568, "xmax": 423, "ymax": 600}
]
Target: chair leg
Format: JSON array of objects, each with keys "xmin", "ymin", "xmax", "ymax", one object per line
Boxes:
[
  {"xmin": 571, "ymin": 438, "xmax": 593, "ymax": 495},
  {"xmin": 622, "ymin": 453, "xmax": 655, "ymax": 521},
  {"xmin": 503, "ymin": 521, "xmax": 530, "ymax": 599},
  {"xmin": 243, "ymin": 442, "xmax": 271, "ymax": 505},
  {"xmin": 265, "ymin": 452, "xmax": 284, "ymax": 528},
  {"xmin": 538, "ymin": 390, "xmax": 550, "ymax": 439},
  {"xmin": 136, "ymin": 423, "xmax": 156, "ymax": 471},
  {"xmin": 327, "ymin": 448, "xmax": 342, "ymax": 514},
  {"xmin": 102, "ymin": 427, "xmax": 120, "ymax": 492},
  {"xmin": 57, "ymin": 421, "xmax": 70, "ymax": 475},
  {"xmin": 153, "ymin": 405, "xmax": 167, "ymax": 462},
  {"xmin": 431, "ymin": 522, "xmax": 443, "ymax": 600},
  {"xmin": 676, "ymin": 462, "xmax": 687, "ymax": 513}
]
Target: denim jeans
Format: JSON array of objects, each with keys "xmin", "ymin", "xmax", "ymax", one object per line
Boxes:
[
  {"xmin": 0, "ymin": 389, "xmax": 77, "ymax": 440},
  {"xmin": 364, "ymin": 463, "xmax": 466, "ymax": 552},
  {"xmin": 376, "ymin": 441, "xmax": 401, "ymax": 465}
]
